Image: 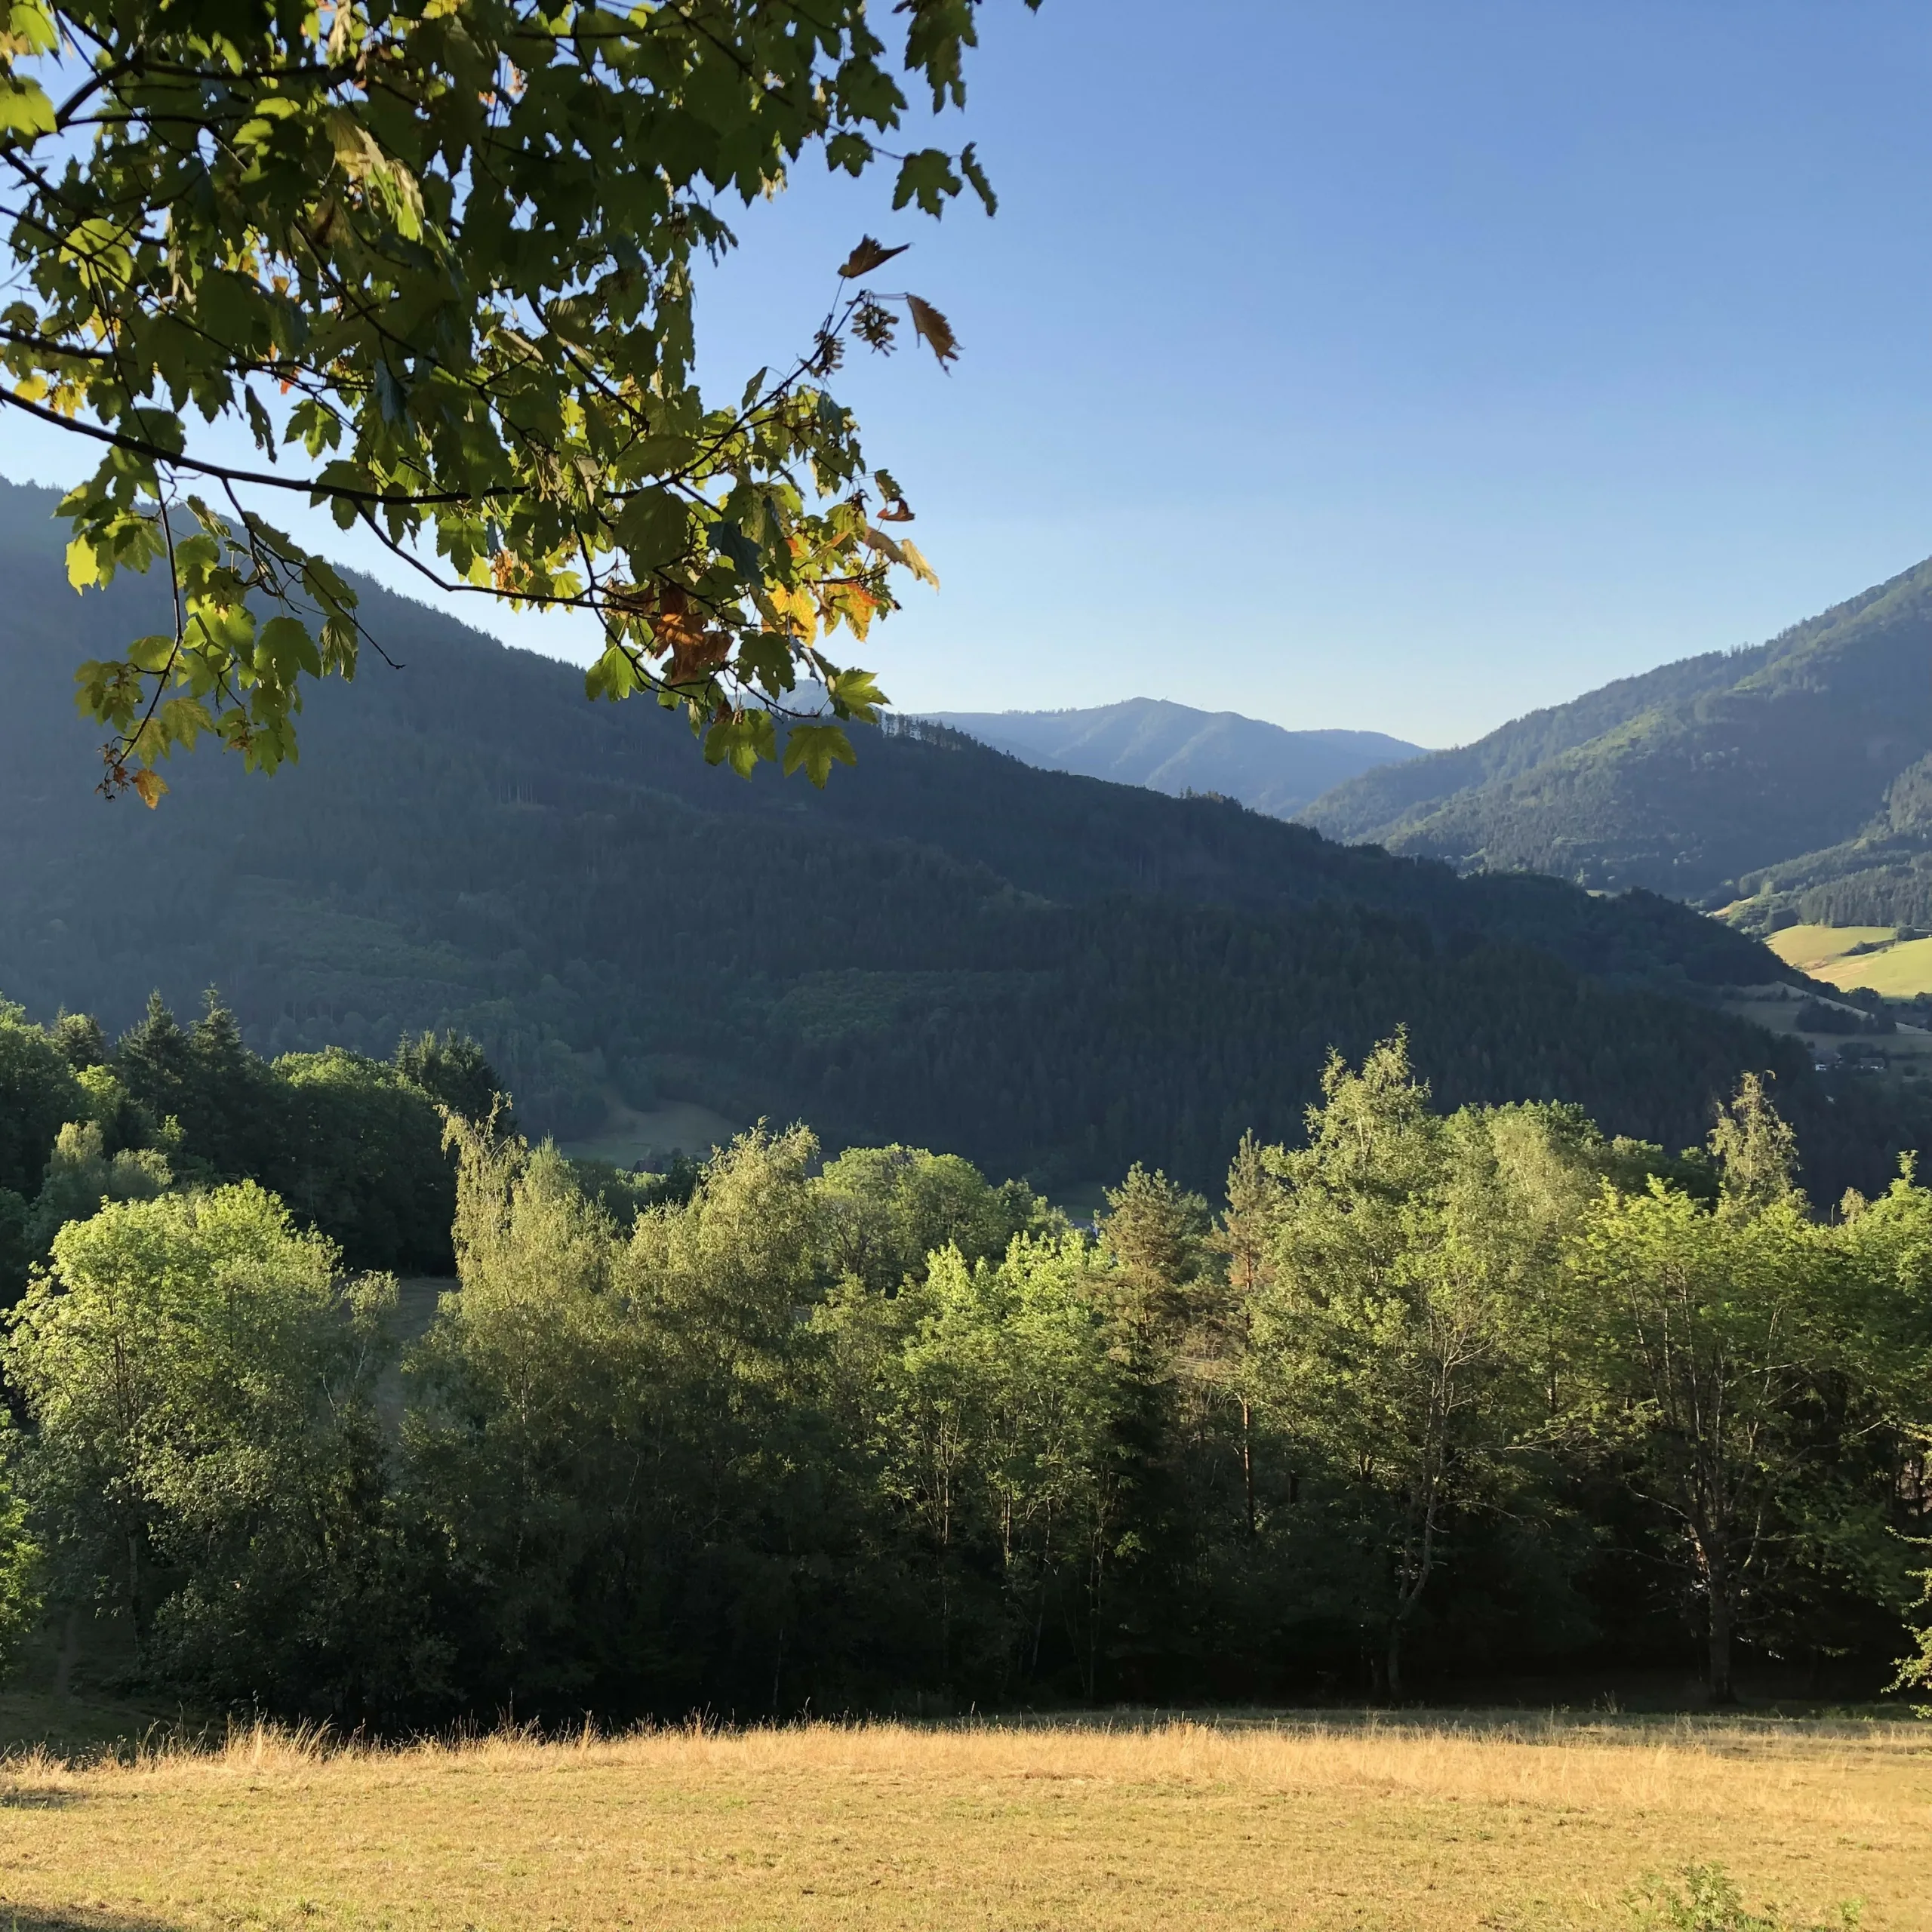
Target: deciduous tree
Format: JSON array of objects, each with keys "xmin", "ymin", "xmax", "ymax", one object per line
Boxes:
[{"xmin": 0, "ymin": 0, "xmax": 1028, "ymax": 800}]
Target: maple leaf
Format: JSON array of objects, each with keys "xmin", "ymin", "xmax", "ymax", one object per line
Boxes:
[
  {"xmin": 838, "ymin": 236, "xmax": 910, "ymax": 279},
  {"xmin": 645, "ymin": 586, "xmax": 709, "ymax": 656},
  {"xmin": 668, "ymin": 629, "xmax": 734, "ymax": 685},
  {"xmin": 905, "ymin": 296, "xmax": 958, "ymax": 368},
  {"xmin": 131, "ymin": 768, "xmax": 168, "ymax": 809}
]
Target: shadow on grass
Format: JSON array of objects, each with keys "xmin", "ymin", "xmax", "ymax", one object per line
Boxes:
[
  {"xmin": 0, "ymin": 1912, "xmax": 181, "ymax": 1932},
  {"xmin": 0, "ymin": 1786, "xmax": 85, "ymax": 1807}
]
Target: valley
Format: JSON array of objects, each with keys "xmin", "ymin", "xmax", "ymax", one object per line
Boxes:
[{"xmin": 12, "ymin": 478, "xmax": 1903, "ymax": 1202}]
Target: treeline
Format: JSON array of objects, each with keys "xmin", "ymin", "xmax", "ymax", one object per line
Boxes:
[
  {"xmin": 3, "ymin": 1038, "xmax": 1929, "ymax": 1724},
  {"xmin": 0, "ymin": 991, "xmax": 494, "ymax": 1284}
]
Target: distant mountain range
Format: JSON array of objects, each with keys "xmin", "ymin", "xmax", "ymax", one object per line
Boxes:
[
  {"xmin": 1298, "ymin": 557, "xmax": 1932, "ymax": 931},
  {"xmin": 925, "ymin": 699, "xmax": 1426, "ymax": 818}
]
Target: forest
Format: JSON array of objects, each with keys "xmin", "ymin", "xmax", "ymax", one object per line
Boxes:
[
  {"xmin": 1, "ymin": 980, "xmax": 1929, "ymax": 1726},
  {"xmin": 1303, "ymin": 552, "xmax": 1932, "ymax": 906}
]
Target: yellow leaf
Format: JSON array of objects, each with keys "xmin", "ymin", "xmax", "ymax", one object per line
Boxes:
[
  {"xmin": 898, "ymin": 539, "xmax": 940, "ymax": 589},
  {"xmin": 131, "ymin": 768, "xmax": 168, "ymax": 809}
]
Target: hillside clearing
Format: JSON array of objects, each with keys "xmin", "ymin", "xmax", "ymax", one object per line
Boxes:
[
  {"xmin": 0, "ymin": 1716, "xmax": 1925, "ymax": 1932},
  {"xmin": 1764, "ymin": 923, "xmax": 1932, "ymax": 997}
]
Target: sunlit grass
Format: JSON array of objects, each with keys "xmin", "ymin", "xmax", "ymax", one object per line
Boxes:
[
  {"xmin": 0, "ymin": 1712, "xmax": 1925, "ymax": 1930},
  {"xmin": 1764, "ymin": 923, "xmax": 1932, "ymax": 998}
]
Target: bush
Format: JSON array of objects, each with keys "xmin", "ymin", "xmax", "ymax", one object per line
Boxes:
[{"xmin": 1632, "ymin": 1864, "xmax": 1860, "ymax": 1932}]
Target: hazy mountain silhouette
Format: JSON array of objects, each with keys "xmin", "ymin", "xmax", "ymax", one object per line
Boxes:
[{"xmin": 928, "ymin": 698, "xmax": 1425, "ymax": 817}]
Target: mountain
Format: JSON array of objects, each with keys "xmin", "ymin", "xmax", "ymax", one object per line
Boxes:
[
  {"xmin": 5, "ymin": 478, "xmax": 1911, "ymax": 1199},
  {"xmin": 1299, "ymin": 558, "xmax": 1932, "ymax": 917},
  {"xmin": 926, "ymin": 698, "xmax": 1425, "ymax": 817}
]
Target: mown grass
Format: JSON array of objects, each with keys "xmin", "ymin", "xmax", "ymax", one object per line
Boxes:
[
  {"xmin": 0, "ymin": 1712, "xmax": 1925, "ymax": 1931},
  {"xmin": 1764, "ymin": 925, "xmax": 1899, "ymax": 976},
  {"xmin": 1764, "ymin": 924, "xmax": 1932, "ymax": 998}
]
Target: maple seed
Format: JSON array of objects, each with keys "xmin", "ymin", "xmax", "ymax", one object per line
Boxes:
[{"xmin": 838, "ymin": 235, "xmax": 909, "ymax": 279}]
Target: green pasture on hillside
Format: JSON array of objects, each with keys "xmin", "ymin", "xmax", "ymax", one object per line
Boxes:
[{"xmin": 1764, "ymin": 923, "xmax": 1932, "ymax": 996}]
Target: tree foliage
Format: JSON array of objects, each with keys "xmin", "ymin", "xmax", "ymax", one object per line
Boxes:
[
  {"xmin": 0, "ymin": 0, "xmax": 1023, "ymax": 799},
  {"xmin": 0, "ymin": 989, "xmax": 504, "ymax": 1292},
  {"xmin": 5, "ymin": 1042, "xmax": 1932, "ymax": 1721},
  {"xmin": 5, "ymin": 1183, "xmax": 394, "ymax": 1700}
]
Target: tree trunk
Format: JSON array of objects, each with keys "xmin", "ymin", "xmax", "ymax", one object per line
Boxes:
[
  {"xmin": 1240, "ymin": 1398, "xmax": 1255, "ymax": 1539},
  {"xmin": 54, "ymin": 1610, "xmax": 78, "ymax": 1701},
  {"xmin": 1385, "ymin": 1620, "xmax": 1404, "ymax": 1703},
  {"xmin": 1706, "ymin": 1587, "xmax": 1736, "ymax": 1704}
]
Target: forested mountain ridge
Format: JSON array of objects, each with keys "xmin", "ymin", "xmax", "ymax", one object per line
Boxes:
[
  {"xmin": 1300, "ymin": 556, "xmax": 1932, "ymax": 907},
  {"xmin": 924, "ymin": 697, "xmax": 1425, "ymax": 818},
  {"xmin": 3, "ymin": 478, "xmax": 1911, "ymax": 1199}
]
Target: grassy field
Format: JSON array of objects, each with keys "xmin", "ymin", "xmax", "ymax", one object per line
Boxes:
[
  {"xmin": 1764, "ymin": 923, "xmax": 1932, "ymax": 998},
  {"xmin": 0, "ymin": 1715, "xmax": 1925, "ymax": 1932},
  {"xmin": 560, "ymin": 1096, "xmax": 741, "ymax": 1171}
]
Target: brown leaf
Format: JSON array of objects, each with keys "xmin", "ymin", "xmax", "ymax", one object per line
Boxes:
[
  {"xmin": 131, "ymin": 768, "xmax": 168, "ymax": 810},
  {"xmin": 838, "ymin": 235, "xmax": 910, "ymax": 280},
  {"xmin": 669, "ymin": 628, "xmax": 734, "ymax": 685},
  {"xmin": 905, "ymin": 295, "xmax": 958, "ymax": 368},
  {"xmin": 644, "ymin": 584, "xmax": 709, "ymax": 656},
  {"xmin": 875, "ymin": 497, "xmax": 916, "ymax": 524}
]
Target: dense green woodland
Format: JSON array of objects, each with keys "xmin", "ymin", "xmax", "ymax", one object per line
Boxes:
[
  {"xmin": 0, "ymin": 993, "xmax": 498, "ymax": 1284},
  {"xmin": 1301, "ymin": 553, "xmax": 1932, "ymax": 920},
  {"xmin": 0, "ymin": 1039, "xmax": 1928, "ymax": 1722},
  {"xmin": 5, "ymin": 481, "xmax": 1927, "ymax": 1202}
]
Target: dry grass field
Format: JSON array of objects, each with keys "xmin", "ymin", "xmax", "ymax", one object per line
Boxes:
[{"xmin": 0, "ymin": 1714, "xmax": 1926, "ymax": 1932}]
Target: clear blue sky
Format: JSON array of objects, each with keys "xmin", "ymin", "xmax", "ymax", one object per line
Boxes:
[{"xmin": 9, "ymin": 1, "xmax": 1932, "ymax": 746}]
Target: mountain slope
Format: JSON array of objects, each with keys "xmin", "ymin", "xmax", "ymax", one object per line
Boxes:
[
  {"xmin": 1300, "ymin": 559, "xmax": 1932, "ymax": 906},
  {"xmin": 2, "ymin": 479, "xmax": 1903, "ymax": 1198},
  {"xmin": 927, "ymin": 698, "xmax": 1424, "ymax": 817}
]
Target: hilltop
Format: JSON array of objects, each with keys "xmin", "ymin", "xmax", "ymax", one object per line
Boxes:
[
  {"xmin": 3, "ymin": 478, "xmax": 1911, "ymax": 1198},
  {"xmin": 1299, "ymin": 556, "xmax": 1932, "ymax": 918},
  {"xmin": 925, "ymin": 697, "xmax": 1425, "ymax": 818}
]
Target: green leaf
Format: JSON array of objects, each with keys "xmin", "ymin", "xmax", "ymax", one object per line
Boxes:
[
  {"xmin": 960, "ymin": 143, "xmax": 998, "ymax": 217},
  {"xmin": 703, "ymin": 706, "xmax": 777, "ymax": 778},
  {"xmin": 585, "ymin": 643, "xmax": 642, "ymax": 703},
  {"xmin": 781, "ymin": 721, "xmax": 858, "ymax": 787},
  {"xmin": 826, "ymin": 667, "xmax": 888, "ymax": 724},
  {"xmin": 709, "ymin": 517, "xmax": 764, "ymax": 582},
  {"xmin": 614, "ymin": 491, "xmax": 694, "ymax": 571},
  {"xmin": 0, "ymin": 75, "xmax": 54, "ymax": 138},
  {"xmin": 257, "ymin": 614, "xmax": 321, "ymax": 681},
  {"xmin": 892, "ymin": 149, "xmax": 964, "ymax": 217},
  {"xmin": 374, "ymin": 363, "xmax": 409, "ymax": 426},
  {"xmin": 127, "ymin": 634, "xmax": 180, "ymax": 675}
]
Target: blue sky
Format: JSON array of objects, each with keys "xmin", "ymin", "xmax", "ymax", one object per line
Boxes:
[{"xmin": 9, "ymin": 1, "xmax": 1932, "ymax": 746}]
